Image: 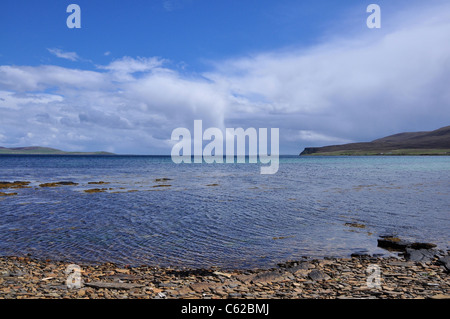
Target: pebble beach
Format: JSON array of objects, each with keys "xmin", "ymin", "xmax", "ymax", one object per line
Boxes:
[{"xmin": 1, "ymin": 253, "xmax": 449, "ymax": 299}]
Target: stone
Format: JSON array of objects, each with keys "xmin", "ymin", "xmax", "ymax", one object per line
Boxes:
[
  {"xmin": 212, "ymin": 271, "xmax": 232, "ymax": 278},
  {"xmin": 250, "ymin": 270, "xmax": 287, "ymax": 284},
  {"xmin": 387, "ymin": 261, "xmax": 415, "ymax": 267},
  {"xmin": 410, "ymin": 242, "xmax": 437, "ymax": 250},
  {"xmin": 84, "ymin": 188, "xmax": 108, "ymax": 193},
  {"xmin": 308, "ymin": 270, "xmax": 331, "ymax": 281},
  {"xmin": 39, "ymin": 181, "xmax": 78, "ymax": 187},
  {"xmin": 437, "ymin": 255, "xmax": 450, "ymax": 272},
  {"xmin": 378, "ymin": 236, "xmax": 437, "ymax": 254},
  {"xmin": 0, "ymin": 192, "xmax": 18, "ymax": 196},
  {"xmin": 430, "ymin": 294, "xmax": 450, "ymax": 299},
  {"xmin": 404, "ymin": 248, "xmax": 436, "ymax": 262},
  {"xmin": 377, "ymin": 236, "xmax": 411, "ymax": 251},
  {"xmin": 157, "ymin": 282, "xmax": 178, "ymax": 288},
  {"xmin": 189, "ymin": 282, "xmax": 220, "ymax": 293},
  {"xmin": 84, "ymin": 281, "xmax": 143, "ymax": 290}
]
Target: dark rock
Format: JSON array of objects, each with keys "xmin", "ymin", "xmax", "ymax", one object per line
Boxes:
[
  {"xmin": 410, "ymin": 242, "xmax": 437, "ymax": 250},
  {"xmin": 39, "ymin": 181, "xmax": 78, "ymax": 187},
  {"xmin": 351, "ymin": 252, "xmax": 371, "ymax": 258},
  {"xmin": 377, "ymin": 236, "xmax": 410, "ymax": 251},
  {"xmin": 0, "ymin": 192, "xmax": 18, "ymax": 197},
  {"xmin": 155, "ymin": 178, "xmax": 173, "ymax": 182},
  {"xmin": 0, "ymin": 181, "xmax": 30, "ymax": 189},
  {"xmin": 404, "ymin": 248, "xmax": 436, "ymax": 262},
  {"xmin": 84, "ymin": 188, "xmax": 108, "ymax": 193},
  {"xmin": 251, "ymin": 270, "xmax": 287, "ymax": 283},
  {"xmin": 308, "ymin": 270, "xmax": 330, "ymax": 281},
  {"xmin": 437, "ymin": 255, "xmax": 450, "ymax": 272},
  {"xmin": 378, "ymin": 236, "xmax": 437, "ymax": 253}
]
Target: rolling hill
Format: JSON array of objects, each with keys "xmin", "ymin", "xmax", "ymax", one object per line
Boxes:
[
  {"xmin": 300, "ymin": 126, "xmax": 450, "ymax": 156},
  {"xmin": 0, "ymin": 146, "xmax": 115, "ymax": 155}
]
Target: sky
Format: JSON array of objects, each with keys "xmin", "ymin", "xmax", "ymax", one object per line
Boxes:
[{"xmin": 0, "ymin": 0, "xmax": 449, "ymax": 154}]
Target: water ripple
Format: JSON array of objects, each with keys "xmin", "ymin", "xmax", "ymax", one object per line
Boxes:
[{"xmin": 0, "ymin": 155, "xmax": 449, "ymax": 268}]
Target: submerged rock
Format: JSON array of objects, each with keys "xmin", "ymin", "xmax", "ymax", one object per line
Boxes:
[
  {"xmin": 345, "ymin": 222, "xmax": 366, "ymax": 229},
  {"xmin": 39, "ymin": 182, "xmax": 78, "ymax": 187},
  {"xmin": 377, "ymin": 236, "xmax": 436, "ymax": 253},
  {"xmin": 410, "ymin": 242, "xmax": 437, "ymax": 250},
  {"xmin": 377, "ymin": 236, "xmax": 410, "ymax": 251},
  {"xmin": 0, "ymin": 192, "xmax": 18, "ymax": 196},
  {"xmin": 0, "ymin": 181, "xmax": 31, "ymax": 189},
  {"xmin": 88, "ymin": 181, "xmax": 110, "ymax": 185},
  {"xmin": 84, "ymin": 188, "xmax": 108, "ymax": 193}
]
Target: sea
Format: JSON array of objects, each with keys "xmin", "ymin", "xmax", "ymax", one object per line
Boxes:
[{"xmin": 0, "ymin": 155, "xmax": 449, "ymax": 269}]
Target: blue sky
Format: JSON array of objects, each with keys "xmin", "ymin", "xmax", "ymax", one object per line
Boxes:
[
  {"xmin": 1, "ymin": 0, "xmax": 450, "ymax": 154},
  {"xmin": 0, "ymin": 1, "xmax": 367, "ymax": 67}
]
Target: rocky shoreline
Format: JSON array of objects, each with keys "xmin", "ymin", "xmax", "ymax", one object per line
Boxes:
[{"xmin": 1, "ymin": 251, "xmax": 449, "ymax": 299}]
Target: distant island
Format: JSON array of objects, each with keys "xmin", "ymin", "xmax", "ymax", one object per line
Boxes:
[
  {"xmin": 300, "ymin": 125, "xmax": 450, "ymax": 156},
  {"xmin": 0, "ymin": 146, "xmax": 115, "ymax": 155}
]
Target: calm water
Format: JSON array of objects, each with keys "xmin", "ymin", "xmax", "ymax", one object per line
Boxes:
[{"xmin": 0, "ymin": 155, "xmax": 449, "ymax": 269}]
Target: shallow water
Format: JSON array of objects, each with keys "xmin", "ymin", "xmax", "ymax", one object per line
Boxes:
[{"xmin": 0, "ymin": 155, "xmax": 449, "ymax": 269}]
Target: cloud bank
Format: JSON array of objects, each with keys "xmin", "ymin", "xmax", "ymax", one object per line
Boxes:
[{"xmin": 1, "ymin": 3, "xmax": 449, "ymax": 154}]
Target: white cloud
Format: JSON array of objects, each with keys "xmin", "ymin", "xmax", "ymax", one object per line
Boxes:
[
  {"xmin": 47, "ymin": 48, "xmax": 80, "ymax": 61},
  {"xmin": 0, "ymin": 65, "xmax": 107, "ymax": 91},
  {"xmin": 98, "ymin": 56, "xmax": 167, "ymax": 81},
  {"xmin": 287, "ymin": 131, "xmax": 352, "ymax": 145},
  {"xmin": 0, "ymin": 91, "xmax": 63, "ymax": 109}
]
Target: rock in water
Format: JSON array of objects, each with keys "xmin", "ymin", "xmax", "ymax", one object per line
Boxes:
[
  {"xmin": 410, "ymin": 242, "xmax": 436, "ymax": 250},
  {"xmin": 377, "ymin": 236, "xmax": 410, "ymax": 251},
  {"xmin": 377, "ymin": 236, "xmax": 437, "ymax": 253}
]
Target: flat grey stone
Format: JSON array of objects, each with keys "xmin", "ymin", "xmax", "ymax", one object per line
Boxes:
[
  {"xmin": 404, "ymin": 248, "xmax": 436, "ymax": 262},
  {"xmin": 308, "ymin": 270, "xmax": 331, "ymax": 281},
  {"xmin": 437, "ymin": 255, "xmax": 450, "ymax": 272},
  {"xmin": 251, "ymin": 270, "xmax": 287, "ymax": 283}
]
